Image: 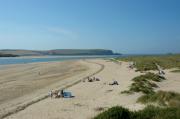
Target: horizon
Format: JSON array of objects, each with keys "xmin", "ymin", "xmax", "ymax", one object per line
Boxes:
[
  {"xmin": 0, "ymin": 0, "xmax": 180, "ymax": 54},
  {"xmin": 0, "ymin": 48, "xmax": 178, "ymax": 55}
]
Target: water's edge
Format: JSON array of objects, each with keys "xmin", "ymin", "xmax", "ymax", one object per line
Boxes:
[{"xmin": 0, "ymin": 55, "xmax": 120, "ymax": 65}]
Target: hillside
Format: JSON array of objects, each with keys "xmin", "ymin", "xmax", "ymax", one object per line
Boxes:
[
  {"xmin": 0, "ymin": 49, "xmax": 119, "ymax": 56},
  {"xmin": 0, "ymin": 53, "xmax": 18, "ymax": 57}
]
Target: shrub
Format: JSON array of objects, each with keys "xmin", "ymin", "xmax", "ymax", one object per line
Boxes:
[
  {"xmin": 137, "ymin": 91, "xmax": 180, "ymax": 107},
  {"xmin": 94, "ymin": 106, "xmax": 131, "ymax": 119},
  {"xmin": 122, "ymin": 73, "xmax": 164, "ymax": 95},
  {"xmin": 94, "ymin": 105, "xmax": 180, "ymax": 119},
  {"xmin": 171, "ymin": 69, "xmax": 180, "ymax": 73}
]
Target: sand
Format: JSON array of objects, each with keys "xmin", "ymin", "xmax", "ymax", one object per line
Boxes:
[
  {"xmin": 1, "ymin": 59, "xmax": 180, "ymax": 119},
  {"xmin": 156, "ymin": 69, "xmax": 180, "ymax": 93},
  {"xmin": 0, "ymin": 60, "xmax": 102, "ymax": 118}
]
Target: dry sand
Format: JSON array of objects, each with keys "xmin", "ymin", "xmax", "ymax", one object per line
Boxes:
[
  {"xmin": 156, "ymin": 69, "xmax": 180, "ymax": 93},
  {"xmin": 1, "ymin": 59, "xmax": 180, "ymax": 119},
  {"xmin": 0, "ymin": 60, "xmax": 102, "ymax": 118}
]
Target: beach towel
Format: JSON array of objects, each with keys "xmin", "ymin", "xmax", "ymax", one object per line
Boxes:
[{"xmin": 63, "ymin": 92, "xmax": 73, "ymax": 98}]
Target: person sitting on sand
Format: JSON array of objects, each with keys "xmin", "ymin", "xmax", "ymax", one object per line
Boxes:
[
  {"xmin": 54, "ymin": 90, "xmax": 59, "ymax": 98},
  {"xmin": 88, "ymin": 78, "xmax": 93, "ymax": 82},
  {"xmin": 96, "ymin": 78, "xmax": 100, "ymax": 81},
  {"xmin": 109, "ymin": 80, "xmax": 119, "ymax": 85},
  {"xmin": 57, "ymin": 91, "xmax": 61, "ymax": 98}
]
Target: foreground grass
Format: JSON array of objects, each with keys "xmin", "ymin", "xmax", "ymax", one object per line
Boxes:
[
  {"xmin": 117, "ymin": 54, "xmax": 180, "ymax": 71},
  {"xmin": 137, "ymin": 90, "xmax": 180, "ymax": 107},
  {"xmin": 121, "ymin": 73, "xmax": 165, "ymax": 94},
  {"xmin": 171, "ymin": 69, "xmax": 180, "ymax": 73},
  {"xmin": 94, "ymin": 105, "xmax": 180, "ymax": 119}
]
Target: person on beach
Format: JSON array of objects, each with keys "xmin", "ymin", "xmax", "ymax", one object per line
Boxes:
[
  {"xmin": 61, "ymin": 89, "xmax": 64, "ymax": 97},
  {"xmin": 49, "ymin": 90, "xmax": 53, "ymax": 98},
  {"xmin": 57, "ymin": 91, "xmax": 61, "ymax": 98},
  {"xmin": 109, "ymin": 80, "xmax": 119, "ymax": 85}
]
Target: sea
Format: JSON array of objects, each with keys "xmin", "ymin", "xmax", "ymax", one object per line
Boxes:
[{"xmin": 0, "ymin": 55, "xmax": 122, "ymax": 65}]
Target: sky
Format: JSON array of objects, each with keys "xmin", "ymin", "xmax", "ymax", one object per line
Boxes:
[{"xmin": 0, "ymin": 0, "xmax": 180, "ymax": 54}]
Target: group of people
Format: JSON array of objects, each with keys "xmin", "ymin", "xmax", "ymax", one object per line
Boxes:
[
  {"xmin": 87, "ymin": 76, "xmax": 100, "ymax": 82},
  {"xmin": 128, "ymin": 62, "xmax": 135, "ymax": 69},
  {"xmin": 86, "ymin": 76, "xmax": 119, "ymax": 86},
  {"xmin": 49, "ymin": 89, "xmax": 64, "ymax": 98}
]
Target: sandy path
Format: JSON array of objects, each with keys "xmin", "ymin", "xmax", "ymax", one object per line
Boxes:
[{"xmin": 4, "ymin": 59, "xmax": 144, "ymax": 119}]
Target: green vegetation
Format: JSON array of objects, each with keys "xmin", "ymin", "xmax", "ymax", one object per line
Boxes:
[
  {"xmin": 0, "ymin": 53, "xmax": 18, "ymax": 57},
  {"xmin": 118, "ymin": 54, "xmax": 180, "ymax": 71},
  {"xmin": 137, "ymin": 91, "xmax": 180, "ymax": 107},
  {"xmin": 94, "ymin": 105, "xmax": 180, "ymax": 119},
  {"xmin": 101, "ymin": 55, "xmax": 180, "ymax": 119},
  {"xmin": 94, "ymin": 106, "xmax": 131, "ymax": 119},
  {"xmin": 171, "ymin": 69, "xmax": 180, "ymax": 73},
  {"xmin": 121, "ymin": 73, "xmax": 165, "ymax": 94},
  {"xmin": 0, "ymin": 49, "xmax": 120, "ymax": 56}
]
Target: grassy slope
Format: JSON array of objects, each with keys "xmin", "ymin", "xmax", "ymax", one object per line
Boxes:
[
  {"xmin": 94, "ymin": 105, "xmax": 180, "ymax": 119},
  {"xmin": 121, "ymin": 73, "xmax": 166, "ymax": 94},
  {"xmin": 118, "ymin": 54, "xmax": 180, "ymax": 71},
  {"xmin": 95, "ymin": 55, "xmax": 180, "ymax": 119},
  {"xmin": 0, "ymin": 53, "xmax": 19, "ymax": 57},
  {"xmin": 171, "ymin": 69, "xmax": 180, "ymax": 73},
  {"xmin": 0, "ymin": 49, "xmax": 116, "ymax": 56},
  {"xmin": 137, "ymin": 91, "xmax": 180, "ymax": 107}
]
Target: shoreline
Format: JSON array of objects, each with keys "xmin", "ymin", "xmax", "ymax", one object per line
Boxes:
[{"xmin": 0, "ymin": 55, "xmax": 117, "ymax": 66}]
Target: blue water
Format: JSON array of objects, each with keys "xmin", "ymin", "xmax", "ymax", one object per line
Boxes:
[{"xmin": 0, "ymin": 55, "xmax": 120, "ymax": 65}]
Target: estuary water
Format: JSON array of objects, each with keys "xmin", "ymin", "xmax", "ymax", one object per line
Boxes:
[{"xmin": 0, "ymin": 55, "xmax": 120, "ymax": 65}]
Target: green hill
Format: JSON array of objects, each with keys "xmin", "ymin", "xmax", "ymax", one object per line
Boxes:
[{"xmin": 0, "ymin": 49, "xmax": 119, "ymax": 56}]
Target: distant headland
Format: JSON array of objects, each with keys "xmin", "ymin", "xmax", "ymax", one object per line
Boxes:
[{"xmin": 0, "ymin": 49, "xmax": 121, "ymax": 57}]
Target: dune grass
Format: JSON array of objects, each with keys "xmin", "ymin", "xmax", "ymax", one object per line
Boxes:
[
  {"xmin": 94, "ymin": 105, "xmax": 180, "ymax": 119},
  {"xmin": 121, "ymin": 73, "xmax": 165, "ymax": 94},
  {"xmin": 137, "ymin": 91, "xmax": 180, "ymax": 107},
  {"xmin": 117, "ymin": 54, "xmax": 180, "ymax": 71},
  {"xmin": 171, "ymin": 69, "xmax": 180, "ymax": 73}
]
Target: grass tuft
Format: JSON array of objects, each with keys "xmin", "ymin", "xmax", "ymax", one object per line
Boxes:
[
  {"xmin": 137, "ymin": 91, "xmax": 180, "ymax": 107},
  {"xmin": 171, "ymin": 69, "xmax": 180, "ymax": 73},
  {"xmin": 94, "ymin": 105, "xmax": 180, "ymax": 119},
  {"xmin": 121, "ymin": 73, "xmax": 165, "ymax": 94},
  {"xmin": 94, "ymin": 106, "xmax": 131, "ymax": 119}
]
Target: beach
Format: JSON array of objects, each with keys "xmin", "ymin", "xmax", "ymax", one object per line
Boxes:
[
  {"xmin": 1, "ymin": 59, "xmax": 180, "ymax": 119},
  {"xmin": 0, "ymin": 59, "xmax": 102, "ymax": 118}
]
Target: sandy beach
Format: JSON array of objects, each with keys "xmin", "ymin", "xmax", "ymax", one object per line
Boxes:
[
  {"xmin": 1, "ymin": 59, "xmax": 180, "ymax": 119},
  {"xmin": 0, "ymin": 59, "xmax": 102, "ymax": 118}
]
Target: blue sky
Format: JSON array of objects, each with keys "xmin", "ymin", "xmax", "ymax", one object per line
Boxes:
[{"xmin": 0, "ymin": 0, "xmax": 180, "ymax": 54}]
